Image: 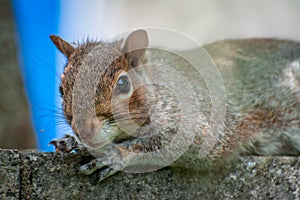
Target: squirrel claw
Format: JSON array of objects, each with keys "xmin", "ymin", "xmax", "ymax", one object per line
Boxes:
[
  {"xmin": 79, "ymin": 158, "xmax": 106, "ymax": 175},
  {"xmin": 49, "ymin": 134, "xmax": 79, "ymax": 153},
  {"xmin": 79, "ymin": 158, "xmax": 120, "ymax": 183},
  {"xmin": 97, "ymin": 167, "xmax": 119, "ymax": 183}
]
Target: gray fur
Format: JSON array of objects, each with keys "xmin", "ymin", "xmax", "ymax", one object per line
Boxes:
[{"xmin": 51, "ymin": 32, "xmax": 300, "ymax": 181}]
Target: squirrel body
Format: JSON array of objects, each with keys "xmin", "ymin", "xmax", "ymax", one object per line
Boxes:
[{"xmin": 50, "ymin": 30, "xmax": 300, "ymax": 180}]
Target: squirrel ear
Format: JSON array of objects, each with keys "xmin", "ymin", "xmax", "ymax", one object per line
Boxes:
[
  {"xmin": 50, "ymin": 35, "xmax": 75, "ymax": 58},
  {"xmin": 122, "ymin": 29, "xmax": 149, "ymax": 67}
]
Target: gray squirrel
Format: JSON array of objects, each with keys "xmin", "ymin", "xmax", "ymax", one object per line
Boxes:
[{"xmin": 49, "ymin": 29, "xmax": 300, "ymax": 182}]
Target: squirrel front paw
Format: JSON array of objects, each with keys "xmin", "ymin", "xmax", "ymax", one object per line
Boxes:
[
  {"xmin": 49, "ymin": 134, "xmax": 81, "ymax": 153},
  {"xmin": 79, "ymin": 158, "xmax": 120, "ymax": 182},
  {"xmin": 79, "ymin": 146, "xmax": 126, "ymax": 183},
  {"xmin": 78, "ymin": 143, "xmax": 143, "ymax": 183}
]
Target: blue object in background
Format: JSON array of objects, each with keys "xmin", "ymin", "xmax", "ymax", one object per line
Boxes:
[{"xmin": 12, "ymin": 0, "xmax": 60, "ymax": 151}]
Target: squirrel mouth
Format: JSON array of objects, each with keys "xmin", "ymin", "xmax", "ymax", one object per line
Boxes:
[
  {"xmin": 109, "ymin": 116, "xmax": 151, "ymax": 144},
  {"xmin": 113, "ymin": 131, "xmax": 135, "ymax": 144}
]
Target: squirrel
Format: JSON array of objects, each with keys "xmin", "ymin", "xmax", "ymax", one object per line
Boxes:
[{"xmin": 49, "ymin": 29, "xmax": 300, "ymax": 182}]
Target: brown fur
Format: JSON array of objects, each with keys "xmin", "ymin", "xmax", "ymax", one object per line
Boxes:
[{"xmin": 50, "ymin": 30, "xmax": 300, "ymax": 179}]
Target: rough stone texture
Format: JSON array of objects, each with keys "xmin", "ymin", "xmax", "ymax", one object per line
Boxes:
[
  {"xmin": 0, "ymin": 149, "xmax": 299, "ymax": 199},
  {"xmin": 0, "ymin": 149, "xmax": 20, "ymax": 200}
]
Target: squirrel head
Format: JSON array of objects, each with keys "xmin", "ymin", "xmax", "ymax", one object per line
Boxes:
[{"xmin": 50, "ymin": 30, "xmax": 152, "ymax": 145}]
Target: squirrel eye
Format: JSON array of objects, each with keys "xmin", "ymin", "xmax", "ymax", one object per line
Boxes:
[
  {"xmin": 59, "ymin": 85, "xmax": 64, "ymax": 96},
  {"xmin": 116, "ymin": 75, "xmax": 131, "ymax": 94}
]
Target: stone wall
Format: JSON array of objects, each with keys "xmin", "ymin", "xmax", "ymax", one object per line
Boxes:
[{"xmin": 0, "ymin": 149, "xmax": 299, "ymax": 199}]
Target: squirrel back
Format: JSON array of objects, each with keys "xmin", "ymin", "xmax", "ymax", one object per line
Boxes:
[{"xmin": 206, "ymin": 39, "xmax": 300, "ymax": 155}]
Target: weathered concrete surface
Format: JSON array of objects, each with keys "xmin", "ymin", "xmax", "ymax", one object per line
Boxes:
[
  {"xmin": 0, "ymin": 149, "xmax": 20, "ymax": 200},
  {"xmin": 0, "ymin": 149, "xmax": 299, "ymax": 199}
]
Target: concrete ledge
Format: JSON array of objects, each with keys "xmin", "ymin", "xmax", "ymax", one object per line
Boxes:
[{"xmin": 0, "ymin": 149, "xmax": 299, "ymax": 199}]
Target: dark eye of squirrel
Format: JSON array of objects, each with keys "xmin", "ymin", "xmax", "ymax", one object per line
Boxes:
[
  {"xmin": 116, "ymin": 75, "xmax": 131, "ymax": 94},
  {"xmin": 59, "ymin": 85, "xmax": 64, "ymax": 96}
]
